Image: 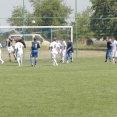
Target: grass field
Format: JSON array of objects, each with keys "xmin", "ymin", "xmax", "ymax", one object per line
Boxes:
[{"xmin": 0, "ymin": 50, "xmax": 117, "ymax": 117}]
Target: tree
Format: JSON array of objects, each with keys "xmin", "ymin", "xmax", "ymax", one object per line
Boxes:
[
  {"xmin": 29, "ymin": 0, "xmax": 72, "ymax": 26},
  {"xmin": 71, "ymin": 7, "xmax": 94, "ymax": 41},
  {"xmin": 90, "ymin": 0, "xmax": 117, "ymax": 39},
  {"xmin": 7, "ymin": 6, "xmax": 33, "ymax": 26},
  {"xmin": 7, "ymin": 0, "xmax": 72, "ymax": 27}
]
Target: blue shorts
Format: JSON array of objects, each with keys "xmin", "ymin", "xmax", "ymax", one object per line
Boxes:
[{"xmin": 32, "ymin": 50, "xmax": 38, "ymax": 57}]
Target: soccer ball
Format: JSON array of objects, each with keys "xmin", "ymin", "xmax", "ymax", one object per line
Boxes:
[{"xmin": 32, "ymin": 20, "xmax": 35, "ymax": 24}]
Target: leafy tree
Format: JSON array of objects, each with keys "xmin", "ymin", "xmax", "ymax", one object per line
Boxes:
[
  {"xmin": 71, "ymin": 7, "xmax": 94, "ymax": 41},
  {"xmin": 7, "ymin": 0, "xmax": 72, "ymax": 27},
  {"xmin": 7, "ymin": 6, "xmax": 33, "ymax": 26},
  {"xmin": 29, "ymin": 0, "xmax": 72, "ymax": 26},
  {"xmin": 90, "ymin": 0, "xmax": 117, "ymax": 39}
]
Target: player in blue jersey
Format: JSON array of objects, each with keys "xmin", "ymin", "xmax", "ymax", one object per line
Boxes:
[
  {"xmin": 105, "ymin": 37, "xmax": 112, "ymax": 62},
  {"xmin": 66, "ymin": 37, "xmax": 73, "ymax": 63},
  {"xmin": 30, "ymin": 37, "xmax": 40, "ymax": 67}
]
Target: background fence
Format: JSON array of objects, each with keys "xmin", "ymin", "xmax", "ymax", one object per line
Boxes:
[{"xmin": 0, "ymin": 0, "xmax": 109, "ymax": 60}]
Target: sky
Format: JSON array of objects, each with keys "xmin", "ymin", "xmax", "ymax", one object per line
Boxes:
[{"xmin": 0, "ymin": 0, "xmax": 91, "ymax": 26}]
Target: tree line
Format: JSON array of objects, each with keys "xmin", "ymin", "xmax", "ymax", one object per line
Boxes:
[{"xmin": 7, "ymin": 0, "xmax": 117, "ymax": 40}]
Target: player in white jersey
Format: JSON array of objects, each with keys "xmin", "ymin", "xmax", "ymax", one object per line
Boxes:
[
  {"xmin": 49, "ymin": 38, "xmax": 60, "ymax": 66},
  {"xmin": 0, "ymin": 43, "xmax": 4, "ymax": 64},
  {"xmin": 60, "ymin": 38, "xmax": 67, "ymax": 63},
  {"xmin": 56, "ymin": 40, "xmax": 62, "ymax": 54},
  {"xmin": 111, "ymin": 36, "xmax": 117, "ymax": 64},
  {"xmin": 14, "ymin": 39, "xmax": 24, "ymax": 66},
  {"xmin": 6, "ymin": 36, "xmax": 16, "ymax": 62}
]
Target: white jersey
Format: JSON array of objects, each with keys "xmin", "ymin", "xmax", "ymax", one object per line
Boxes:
[
  {"xmin": 15, "ymin": 42, "xmax": 24, "ymax": 54},
  {"xmin": 50, "ymin": 41, "xmax": 59, "ymax": 54},
  {"xmin": 112, "ymin": 40, "xmax": 117, "ymax": 51},
  {"xmin": 0, "ymin": 43, "xmax": 2, "ymax": 49},
  {"xmin": 57, "ymin": 42, "xmax": 62, "ymax": 49},
  {"xmin": 61, "ymin": 40, "xmax": 67, "ymax": 51}
]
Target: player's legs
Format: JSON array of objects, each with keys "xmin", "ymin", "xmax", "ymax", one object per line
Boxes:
[
  {"xmin": 7, "ymin": 47, "xmax": 16, "ymax": 62},
  {"xmin": 107, "ymin": 50, "xmax": 111, "ymax": 61},
  {"xmin": 66, "ymin": 52, "xmax": 69, "ymax": 63},
  {"xmin": 112, "ymin": 51, "xmax": 116, "ymax": 64},
  {"xmin": 0, "ymin": 50, "xmax": 4, "ymax": 64},
  {"xmin": 105, "ymin": 50, "xmax": 108, "ymax": 62},
  {"xmin": 60, "ymin": 51, "xmax": 62, "ymax": 62},
  {"xmin": 11, "ymin": 47, "xmax": 16, "ymax": 60},
  {"xmin": 20, "ymin": 53, "xmax": 23, "ymax": 65},
  {"xmin": 69, "ymin": 52, "xmax": 72, "ymax": 62},
  {"xmin": 106, "ymin": 49, "xmax": 111, "ymax": 62},
  {"xmin": 61, "ymin": 50, "xmax": 65, "ymax": 63},
  {"xmin": 52, "ymin": 53, "xmax": 58, "ymax": 66},
  {"xmin": 34, "ymin": 50, "xmax": 38, "ymax": 66},
  {"xmin": 7, "ymin": 47, "xmax": 11, "ymax": 62},
  {"xmin": 16, "ymin": 52, "xmax": 21, "ymax": 66},
  {"xmin": 31, "ymin": 50, "xmax": 38, "ymax": 66}
]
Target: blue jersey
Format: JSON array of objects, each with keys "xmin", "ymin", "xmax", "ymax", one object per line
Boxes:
[
  {"xmin": 31, "ymin": 41, "xmax": 40, "ymax": 50},
  {"xmin": 67, "ymin": 42, "xmax": 73, "ymax": 52},
  {"xmin": 107, "ymin": 41, "xmax": 111, "ymax": 50}
]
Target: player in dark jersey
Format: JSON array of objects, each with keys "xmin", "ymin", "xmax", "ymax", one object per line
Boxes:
[
  {"xmin": 30, "ymin": 37, "xmax": 40, "ymax": 67},
  {"xmin": 105, "ymin": 37, "xmax": 112, "ymax": 62},
  {"xmin": 66, "ymin": 37, "xmax": 73, "ymax": 63}
]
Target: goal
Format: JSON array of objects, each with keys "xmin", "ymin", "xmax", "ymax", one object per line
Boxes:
[{"xmin": 0, "ymin": 26, "xmax": 73, "ymax": 60}]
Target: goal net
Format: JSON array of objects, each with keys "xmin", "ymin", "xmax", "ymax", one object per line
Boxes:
[{"xmin": 0, "ymin": 26, "xmax": 73, "ymax": 61}]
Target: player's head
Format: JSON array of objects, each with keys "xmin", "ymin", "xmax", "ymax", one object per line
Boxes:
[
  {"xmin": 21, "ymin": 36, "xmax": 24, "ymax": 41},
  {"xmin": 106, "ymin": 36, "xmax": 109, "ymax": 41},
  {"xmin": 33, "ymin": 37, "xmax": 37, "ymax": 41},
  {"xmin": 62, "ymin": 38, "xmax": 65, "ymax": 41},
  {"xmin": 111, "ymin": 36, "xmax": 116, "ymax": 41},
  {"xmin": 15, "ymin": 38, "xmax": 19, "ymax": 43},
  {"xmin": 8, "ymin": 35, "xmax": 12, "ymax": 40},
  {"xmin": 53, "ymin": 38, "xmax": 56, "ymax": 41},
  {"xmin": 68, "ymin": 37, "xmax": 71, "ymax": 42}
]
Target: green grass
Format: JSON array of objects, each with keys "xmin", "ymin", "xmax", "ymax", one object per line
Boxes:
[{"xmin": 0, "ymin": 57, "xmax": 117, "ymax": 117}]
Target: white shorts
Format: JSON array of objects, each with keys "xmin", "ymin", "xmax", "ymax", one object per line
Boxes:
[
  {"xmin": 112, "ymin": 51, "xmax": 117, "ymax": 57},
  {"xmin": 16, "ymin": 52, "xmax": 23, "ymax": 59},
  {"xmin": 60, "ymin": 50, "xmax": 66, "ymax": 57},
  {"xmin": 6, "ymin": 46, "xmax": 14, "ymax": 53},
  {"xmin": 51, "ymin": 53, "xmax": 57, "ymax": 59}
]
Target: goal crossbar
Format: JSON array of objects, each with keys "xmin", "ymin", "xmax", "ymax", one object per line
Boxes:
[{"xmin": 0, "ymin": 26, "xmax": 73, "ymax": 42}]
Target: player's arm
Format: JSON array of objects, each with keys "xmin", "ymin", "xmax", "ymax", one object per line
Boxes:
[
  {"xmin": 37, "ymin": 42, "xmax": 40, "ymax": 48},
  {"xmin": 64, "ymin": 42, "xmax": 67, "ymax": 49},
  {"xmin": 49, "ymin": 43, "xmax": 52, "ymax": 50},
  {"xmin": 0, "ymin": 43, "xmax": 2, "ymax": 48}
]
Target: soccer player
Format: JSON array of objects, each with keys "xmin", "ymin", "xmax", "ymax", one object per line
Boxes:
[
  {"xmin": 60, "ymin": 38, "xmax": 67, "ymax": 63},
  {"xmin": 66, "ymin": 37, "xmax": 73, "ymax": 63},
  {"xmin": 6, "ymin": 35, "xmax": 16, "ymax": 62},
  {"xmin": 49, "ymin": 38, "xmax": 60, "ymax": 66},
  {"xmin": 0, "ymin": 43, "xmax": 4, "ymax": 64},
  {"xmin": 111, "ymin": 36, "xmax": 117, "ymax": 64},
  {"xmin": 30, "ymin": 37, "xmax": 40, "ymax": 67},
  {"xmin": 71, "ymin": 46, "xmax": 74, "ymax": 62},
  {"xmin": 56, "ymin": 39, "xmax": 62, "ymax": 58},
  {"xmin": 105, "ymin": 37, "xmax": 112, "ymax": 62},
  {"xmin": 14, "ymin": 39, "xmax": 24, "ymax": 66}
]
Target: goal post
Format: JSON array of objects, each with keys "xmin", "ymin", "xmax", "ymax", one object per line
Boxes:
[
  {"xmin": 0, "ymin": 26, "xmax": 73, "ymax": 42},
  {"xmin": 0, "ymin": 25, "xmax": 74, "ymax": 61}
]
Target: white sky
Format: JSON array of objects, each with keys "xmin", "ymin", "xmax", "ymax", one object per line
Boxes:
[{"xmin": 0, "ymin": 0, "xmax": 91, "ymax": 26}]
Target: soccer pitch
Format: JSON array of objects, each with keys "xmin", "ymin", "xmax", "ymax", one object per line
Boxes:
[{"xmin": 0, "ymin": 52, "xmax": 117, "ymax": 117}]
